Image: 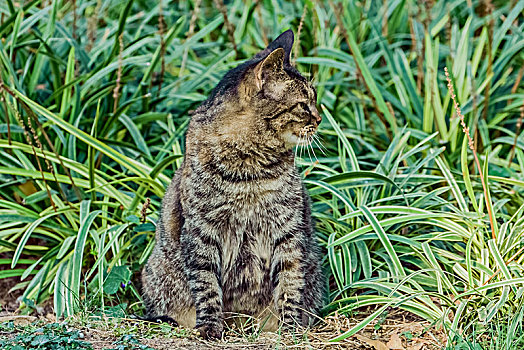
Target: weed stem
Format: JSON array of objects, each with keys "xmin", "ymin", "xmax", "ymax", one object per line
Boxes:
[{"xmin": 445, "ymin": 67, "xmax": 496, "ymax": 240}]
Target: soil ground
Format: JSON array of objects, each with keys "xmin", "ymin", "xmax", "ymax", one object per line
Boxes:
[
  {"xmin": 0, "ymin": 309, "xmax": 446, "ymax": 349},
  {"xmin": 1, "ymin": 262, "xmax": 446, "ymax": 349}
]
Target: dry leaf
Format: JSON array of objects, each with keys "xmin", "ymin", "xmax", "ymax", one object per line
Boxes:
[
  {"xmin": 407, "ymin": 337, "xmax": 429, "ymax": 350},
  {"xmin": 400, "ymin": 323, "xmax": 424, "ymax": 334},
  {"xmin": 386, "ymin": 333, "xmax": 404, "ymax": 349},
  {"xmin": 355, "ymin": 334, "xmax": 388, "ymax": 350}
]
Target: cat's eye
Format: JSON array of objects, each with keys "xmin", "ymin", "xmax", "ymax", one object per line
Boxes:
[
  {"xmin": 263, "ymin": 101, "xmax": 313, "ymax": 121},
  {"xmin": 299, "ymin": 102, "xmax": 311, "ymax": 114}
]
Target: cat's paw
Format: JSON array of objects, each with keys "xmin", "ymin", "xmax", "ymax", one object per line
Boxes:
[{"xmin": 196, "ymin": 323, "xmax": 223, "ymax": 340}]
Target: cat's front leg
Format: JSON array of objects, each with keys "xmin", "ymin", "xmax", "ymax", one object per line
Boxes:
[
  {"xmin": 180, "ymin": 223, "xmax": 223, "ymax": 339},
  {"xmin": 271, "ymin": 229, "xmax": 307, "ymax": 330}
]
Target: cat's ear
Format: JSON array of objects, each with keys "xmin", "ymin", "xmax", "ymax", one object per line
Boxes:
[
  {"xmin": 252, "ymin": 30, "xmax": 294, "ymax": 65},
  {"xmin": 265, "ymin": 30, "xmax": 294, "ymax": 65},
  {"xmin": 254, "ymin": 48, "xmax": 285, "ymax": 90}
]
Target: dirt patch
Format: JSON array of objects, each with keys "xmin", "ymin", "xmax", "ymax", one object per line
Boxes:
[
  {"xmin": 319, "ymin": 309, "xmax": 446, "ymax": 349},
  {"xmin": 0, "ymin": 308, "xmax": 446, "ymax": 349},
  {"xmin": 89, "ymin": 337, "xmax": 273, "ymax": 350},
  {"xmin": 0, "ymin": 254, "xmax": 23, "ymax": 313}
]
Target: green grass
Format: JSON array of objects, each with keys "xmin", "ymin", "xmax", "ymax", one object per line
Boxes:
[
  {"xmin": 0, "ymin": 318, "xmax": 191, "ymax": 350},
  {"xmin": 1, "ymin": 0, "xmax": 524, "ymax": 347}
]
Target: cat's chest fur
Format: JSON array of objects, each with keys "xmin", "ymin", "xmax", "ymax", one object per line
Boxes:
[
  {"xmin": 213, "ymin": 178, "xmax": 301, "ymax": 272},
  {"xmin": 218, "ymin": 184, "xmax": 301, "ymax": 311},
  {"xmin": 220, "ymin": 189, "xmax": 282, "ymax": 271},
  {"xmin": 182, "ymin": 160, "xmax": 303, "ymax": 306}
]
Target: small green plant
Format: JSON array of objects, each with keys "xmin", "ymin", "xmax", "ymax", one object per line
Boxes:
[
  {"xmin": 104, "ymin": 334, "xmax": 154, "ymax": 350},
  {"xmin": 0, "ymin": 322, "xmax": 92, "ymax": 350},
  {"xmin": 402, "ymin": 331, "xmax": 413, "ymax": 341},
  {"xmin": 373, "ymin": 310, "xmax": 389, "ymax": 331}
]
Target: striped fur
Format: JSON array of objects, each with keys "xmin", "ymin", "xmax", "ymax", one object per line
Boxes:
[{"xmin": 141, "ymin": 30, "xmax": 324, "ymax": 339}]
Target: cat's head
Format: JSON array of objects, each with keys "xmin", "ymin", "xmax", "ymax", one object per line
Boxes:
[{"xmin": 196, "ymin": 30, "xmax": 320, "ymax": 150}]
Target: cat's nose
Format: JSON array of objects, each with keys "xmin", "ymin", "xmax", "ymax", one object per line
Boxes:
[{"xmin": 310, "ymin": 106, "xmax": 321, "ymax": 126}]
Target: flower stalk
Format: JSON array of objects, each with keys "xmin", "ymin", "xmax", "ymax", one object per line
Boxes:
[{"xmin": 445, "ymin": 67, "xmax": 496, "ymax": 240}]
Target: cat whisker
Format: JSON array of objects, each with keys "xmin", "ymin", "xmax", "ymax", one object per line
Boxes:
[
  {"xmin": 314, "ymin": 133, "xmax": 328, "ymax": 155},
  {"xmin": 318, "ymin": 142, "xmax": 328, "ymax": 155},
  {"xmin": 294, "ymin": 131, "xmax": 302, "ymax": 166},
  {"xmin": 298, "ymin": 130, "xmax": 306, "ymax": 162},
  {"xmin": 304, "ymin": 135, "xmax": 314, "ymax": 163},
  {"xmin": 307, "ymin": 135, "xmax": 319, "ymax": 163},
  {"xmin": 294, "ymin": 132, "xmax": 303, "ymax": 167},
  {"xmin": 294, "ymin": 136, "xmax": 298, "ymax": 163},
  {"xmin": 311, "ymin": 134, "xmax": 327, "ymax": 156}
]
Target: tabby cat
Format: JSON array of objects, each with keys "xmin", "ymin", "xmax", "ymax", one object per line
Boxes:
[{"xmin": 141, "ymin": 30, "xmax": 324, "ymax": 339}]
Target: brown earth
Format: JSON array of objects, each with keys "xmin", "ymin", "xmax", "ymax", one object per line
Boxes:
[
  {"xmin": 1, "ymin": 257, "xmax": 445, "ymax": 349},
  {"xmin": 0, "ymin": 309, "xmax": 446, "ymax": 349}
]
